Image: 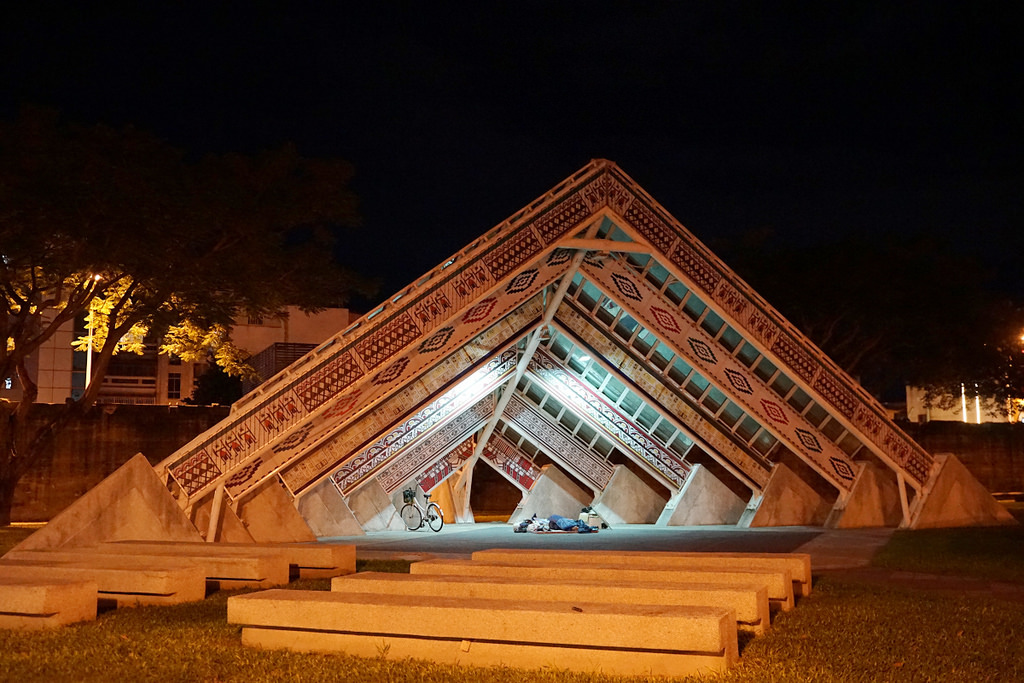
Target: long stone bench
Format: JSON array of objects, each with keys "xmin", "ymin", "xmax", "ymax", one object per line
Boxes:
[
  {"xmin": 228, "ymin": 589, "xmax": 739, "ymax": 677},
  {"xmin": 333, "ymin": 570, "xmax": 771, "ymax": 634},
  {"xmin": 411, "ymin": 558, "xmax": 796, "ymax": 611},
  {"xmin": 6, "ymin": 548, "xmax": 289, "ymax": 591},
  {"xmin": 0, "ymin": 559, "xmax": 206, "ymax": 607},
  {"xmin": 0, "ymin": 577, "xmax": 97, "ymax": 630},
  {"xmin": 473, "ymin": 548, "xmax": 814, "ymax": 597},
  {"xmin": 100, "ymin": 540, "xmax": 356, "ymax": 579}
]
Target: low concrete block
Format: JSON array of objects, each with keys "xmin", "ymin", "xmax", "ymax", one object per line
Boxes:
[
  {"xmin": 473, "ymin": 548, "xmax": 812, "ymax": 598},
  {"xmin": 228, "ymin": 589, "xmax": 738, "ymax": 677},
  {"xmin": 657, "ymin": 464, "xmax": 748, "ymax": 526},
  {"xmin": 0, "ymin": 577, "xmax": 97, "ymax": 629},
  {"xmin": 0, "ymin": 559, "xmax": 206, "ymax": 606},
  {"xmin": 333, "ymin": 571, "xmax": 770, "ymax": 634},
  {"xmin": 102, "ymin": 540, "xmax": 355, "ymax": 579},
  {"xmin": 412, "ymin": 558, "xmax": 795, "ymax": 611},
  {"xmin": 7, "ymin": 547, "xmax": 288, "ymax": 590}
]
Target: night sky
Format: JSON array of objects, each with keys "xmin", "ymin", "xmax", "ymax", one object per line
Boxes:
[{"xmin": 2, "ymin": 4, "xmax": 1021, "ymax": 304}]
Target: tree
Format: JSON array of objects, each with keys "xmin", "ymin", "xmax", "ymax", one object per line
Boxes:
[{"xmin": 0, "ymin": 107, "xmax": 373, "ymax": 524}]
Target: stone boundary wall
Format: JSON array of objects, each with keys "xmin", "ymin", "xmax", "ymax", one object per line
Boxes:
[
  {"xmin": 904, "ymin": 422, "xmax": 1024, "ymax": 495},
  {"xmin": 8, "ymin": 407, "xmax": 1023, "ymax": 522},
  {"xmin": 12, "ymin": 405, "xmax": 231, "ymax": 522}
]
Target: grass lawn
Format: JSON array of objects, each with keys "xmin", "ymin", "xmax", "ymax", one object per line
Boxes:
[{"xmin": 1, "ymin": 522, "xmax": 1022, "ymax": 682}]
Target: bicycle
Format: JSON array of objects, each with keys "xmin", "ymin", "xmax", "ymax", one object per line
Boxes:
[{"xmin": 400, "ymin": 488, "xmax": 444, "ymax": 532}]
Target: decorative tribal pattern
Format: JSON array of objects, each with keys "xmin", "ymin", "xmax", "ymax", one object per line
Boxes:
[
  {"xmin": 415, "ymin": 438, "xmax": 476, "ymax": 493},
  {"xmin": 375, "ymin": 395, "xmax": 494, "ymax": 495},
  {"xmin": 355, "ymin": 312, "xmax": 420, "ymax": 370},
  {"xmin": 594, "ymin": 164, "xmax": 932, "ymax": 484},
  {"xmin": 553, "ymin": 306, "xmax": 771, "ymax": 489},
  {"xmin": 169, "ymin": 450, "xmax": 222, "ymax": 497},
  {"xmin": 505, "ymin": 394, "xmax": 614, "ymax": 490},
  {"xmin": 580, "ymin": 259, "xmax": 858, "ymax": 491},
  {"xmin": 528, "ymin": 349, "xmax": 691, "ymax": 489},
  {"xmin": 326, "ymin": 349, "xmax": 516, "ymax": 495},
  {"xmin": 482, "ymin": 433, "xmax": 542, "ymax": 491}
]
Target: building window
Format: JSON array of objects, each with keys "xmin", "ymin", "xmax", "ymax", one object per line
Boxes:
[
  {"xmin": 247, "ymin": 315, "xmax": 264, "ymax": 325},
  {"xmin": 167, "ymin": 372, "xmax": 181, "ymax": 400},
  {"xmin": 3, "ymin": 377, "xmax": 11, "ymax": 390}
]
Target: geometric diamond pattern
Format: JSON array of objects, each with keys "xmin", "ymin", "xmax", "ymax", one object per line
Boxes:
[
  {"xmin": 761, "ymin": 398, "xmax": 789, "ymax": 425},
  {"xmin": 418, "ymin": 327, "xmax": 454, "ymax": 354},
  {"xmin": 724, "ymin": 368, "xmax": 753, "ymax": 395},
  {"xmin": 171, "ymin": 450, "xmax": 221, "ymax": 497},
  {"xmin": 506, "ymin": 268, "xmax": 539, "ymax": 294},
  {"xmin": 795, "ymin": 428, "xmax": 823, "ymax": 453},
  {"xmin": 373, "ymin": 356, "xmax": 410, "ymax": 386},
  {"xmin": 649, "ymin": 305, "xmax": 681, "ymax": 334},
  {"xmin": 355, "ymin": 311, "xmax": 420, "ymax": 370},
  {"xmin": 829, "ymin": 456, "xmax": 856, "ymax": 481},
  {"xmin": 687, "ymin": 337, "xmax": 718, "ymax": 365},
  {"xmin": 462, "ymin": 297, "xmax": 498, "ymax": 324},
  {"xmin": 295, "ymin": 351, "xmax": 363, "ymax": 412},
  {"xmin": 610, "ymin": 272, "xmax": 643, "ymax": 301}
]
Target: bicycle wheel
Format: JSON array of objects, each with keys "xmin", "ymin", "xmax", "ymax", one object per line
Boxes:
[
  {"xmin": 426, "ymin": 502, "xmax": 444, "ymax": 532},
  {"xmin": 400, "ymin": 503, "xmax": 422, "ymax": 530}
]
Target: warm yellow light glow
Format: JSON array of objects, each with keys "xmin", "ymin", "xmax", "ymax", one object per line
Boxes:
[{"xmin": 960, "ymin": 383, "xmax": 968, "ymax": 423}]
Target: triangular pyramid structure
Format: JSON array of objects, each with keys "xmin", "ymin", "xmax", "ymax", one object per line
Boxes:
[{"xmin": 153, "ymin": 160, "xmax": 1012, "ymax": 536}]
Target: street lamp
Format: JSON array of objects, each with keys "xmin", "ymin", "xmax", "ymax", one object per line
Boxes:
[{"xmin": 84, "ymin": 275, "xmax": 101, "ymax": 390}]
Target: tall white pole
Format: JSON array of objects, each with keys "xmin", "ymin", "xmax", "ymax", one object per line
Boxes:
[{"xmin": 85, "ymin": 322, "xmax": 94, "ymax": 389}]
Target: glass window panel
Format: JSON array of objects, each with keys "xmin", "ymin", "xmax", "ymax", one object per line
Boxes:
[
  {"xmin": 614, "ymin": 314, "xmax": 639, "ymax": 340},
  {"xmin": 683, "ymin": 294, "xmax": 707, "ymax": 320},
  {"xmin": 593, "ymin": 437, "xmax": 613, "ymax": 457},
  {"xmin": 771, "ymin": 373, "xmax": 795, "ymax": 398},
  {"xmin": 736, "ymin": 341, "xmax": 760, "ymax": 367},
  {"xmin": 804, "ymin": 402, "xmax": 829, "ymax": 427},
  {"xmin": 525, "ymin": 383, "xmax": 545, "ymax": 405},
  {"xmin": 567, "ymin": 272, "xmax": 583, "ymax": 296},
  {"xmin": 596, "ymin": 301, "xmax": 616, "ymax": 326},
  {"xmin": 575, "ymin": 422, "xmax": 596, "ymax": 445},
  {"xmin": 702, "ymin": 385, "xmax": 727, "ymax": 412},
  {"xmin": 839, "ymin": 433, "xmax": 863, "ymax": 456},
  {"xmin": 684, "ymin": 374, "xmax": 710, "ymax": 399},
  {"xmin": 520, "ymin": 441, "xmax": 538, "ymax": 457},
  {"xmin": 665, "ymin": 281, "xmax": 690, "ymax": 306},
  {"xmin": 609, "ymin": 225, "xmax": 631, "ymax": 242},
  {"xmin": 584, "ymin": 364, "xmax": 607, "ymax": 389},
  {"xmin": 577, "ymin": 280, "xmax": 601, "ymax": 310},
  {"xmin": 700, "ymin": 310, "xmax": 724, "ymax": 336},
  {"xmin": 670, "ymin": 431, "xmax": 693, "ymax": 452},
  {"xmin": 500, "ymin": 423, "xmax": 519, "ymax": 442},
  {"xmin": 667, "ymin": 357, "xmax": 693, "ymax": 385},
  {"xmin": 550, "ymin": 336, "xmax": 572, "ymax": 362},
  {"xmin": 626, "ymin": 252, "xmax": 650, "ymax": 270},
  {"xmin": 560, "ymin": 412, "xmax": 580, "ymax": 432},
  {"xmin": 735, "ymin": 416, "xmax": 761, "ymax": 441},
  {"xmin": 653, "ymin": 419, "xmax": 675, "ymax": 444},
  {"xmin": 632, "ymin": 327, "xmax": 656, "ymax": 355},
  {"xmin": 602, "ymin": 376, "xmax": 625, "ymax": 402},
  {"xmin": 718, "ymin": 326, "xmax": 742, "ymax": 352},
  {"xmin": 787, "ymin": 387, "xmax": 811, "ymax": 411},
  {"xmin": 619, "ymin": 391, "xmax": 642, "ymax": 416},
  {"xmin": 754, "ymin": 357, "xmax": 778, "ymax": 382},
  {"xmin": 651, "ymin": 343, "xmax": 674, "ymax": 370},
  {"xmin": 751, "ymin": 430, "xmax": 778, "ymax": 455},
  {"xmin": 542, "ymin": 397, "xmax": 563, "ymax": 419},
  {"xmin": 645, "ymin": 262, "xmax": 670, "ymax": 288},
  {"xmin": 719, "ymin": 401, "xmax": 744, "ymax": 427},
  {"xmin": 637, "ymin": 405, "xmax": 659, "ymax": 430},
  {"xmin": 821, "ymin": 417, "xmax": 846, "ymax": 442}
]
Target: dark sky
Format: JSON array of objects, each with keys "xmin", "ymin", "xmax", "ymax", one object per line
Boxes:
[{"xmin": 2, "ymin": 3, "xmax": 1021, "ymax": 303}]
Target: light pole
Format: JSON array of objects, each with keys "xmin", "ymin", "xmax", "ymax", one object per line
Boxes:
[{"xmin": 84, "ymin": 275, "xmax": 101, "ymax": 390}]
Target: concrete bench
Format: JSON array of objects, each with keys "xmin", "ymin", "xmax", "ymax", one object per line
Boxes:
[
  {"xmin": 0, "ymin": 577, "xmax": 97, "ymax": 630},
  {"xmin": 0, "ymin": 559, "xmax": 205, "ymax": 607},
  {"xmin": 6, "ymin": 548, "xmax": 289, "ymax": 591},
  {"xmin": 473, "ymin": 548, "xmax": 813, "ymax": 597},
  {"xmin": 333, "ymin": 570, "xmax": 770, "ymax": 634},
  {"xmin": 101, "ymin": 540, "xmax": 355, "ymax": 579},
  {"xmin": 228, "ymin": 589, "xmax": 739, "ymax": 677},
  {"xmin": 412, "ymin": 558, "xmax": 796, "ymax": 612}
]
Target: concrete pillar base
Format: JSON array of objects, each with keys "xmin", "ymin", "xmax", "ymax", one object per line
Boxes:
[
  {"xmin": 826, "ymin": 462, "xmax": 903, "ymax": 529},
  {"xmin": 296, "ymin": 478, "xmax": 365, "ymax": 537},
  {"xmin": 346, "ymin": 480, "xmax": 406, "ymax": 531},
  {"xmin": 7, "ymin": 453, "xmax": 203, "ymax": 552},
  {"xmin": 657, "ymin": 464, "xmax": 748, "ymax": 526},
  {"xmin": 911, "ymin": 453, "xmax": 1018, "ymax": 529},
  {"xmin": 508, "ymin": 465, "xmax": 591, "ymax": 524},
  {"xmin": 191, "ymin": 493, "xmax": 255, "ymax": 542},
  {"xmin": 235, "ymin": 478, "xmax": 317, "ymax": 543},
  {"xmin": 593, "ymin": 465, "xmax": 665, "ymax": 525},
  {"xmin": 741, "ymin": 462, "xmax": 834, "ymax": 527}
]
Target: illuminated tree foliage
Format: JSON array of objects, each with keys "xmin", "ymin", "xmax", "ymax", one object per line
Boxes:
[{"xmin": 0, "ymin": 107, "xmax": 372, "ymax": 523}]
